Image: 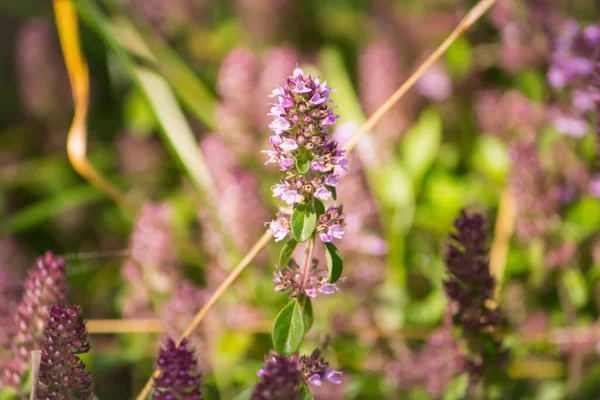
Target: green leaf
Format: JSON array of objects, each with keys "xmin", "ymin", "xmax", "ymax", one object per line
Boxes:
[
  {"xmin": 0, "ymin": 386, "xmax": 19, "ymax": 400},
  {"xmin": 300, "ymin": 384, "xmax": 314, "ymax": 400},
  {"xmin": 272, "ymin": 300, "xmax": 305, "ymax": 356},
  {"xmin": 279, "ymin": 239, "xmax": 297, "ymax": 268},
  {"xmin": 561, "ymin": 269, "xmax": 588, "ymax": 310},
  {"xmin": 401, "ymin": 108, "xmax": 442, "ymax": 188},
  {"xmin": 314, "ymin": 199, "xmax": 325, "ymax": 217},
  {"xmin": 445, "ymin": 36, "xmax": 472, "ymax": 78},
  {"xmin": 1, "ymin": 185, "xmax": 104, "ymax": 234},
  {"xmin": 319, "ymin": 48, "xmax": 367, "ymax": 125},
  {"xmin": 233, "ymin": 387, "xmax": 254, "ymax": 400},
  {"xmin": 295, "ymin": 147, "xmax": 312, "ymax": 174},
  {"xmin": 291, "ymin": 202, "xmax": 317, "ymax": 242},
  {"xmin": 443, "ymin": 373, "xmax": 469, "ymax": 400},
  {"xmin": 328, "ymin": 186, "xmax": 337, "ymax": 200},
  {"xmin": 324, "ymin": 242, "xmax": 343, "ymax": 283},
  {"xmin": 72, "ymin": 3, "xmax": 238, "ymax": 260},
  {"xmin": 302, "ymin": 296, "xmax": 314, "ymax": 333}
]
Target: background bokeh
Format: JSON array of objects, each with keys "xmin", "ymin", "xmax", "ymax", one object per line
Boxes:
[{"xmin": 1, "ymin": 0, "xmax": 600, "ymax": 399}]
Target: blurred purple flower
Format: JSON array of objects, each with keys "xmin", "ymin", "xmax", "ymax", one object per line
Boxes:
[
  {"xmin": 3, "ymin": 252, "xmax": 68, "ymax": 388},
  {"xmin": 15, "ymin": 19, "xmax": 71, "ymax": 125},
  {"xmin": 200, "ymin": 135, "xmax": 269, "ymax": 252},
  {"xmin": 590, "ymin": 175, "xmax": 600, "ymax": 197},
  {"xmin": 122, "ymin": 203, "xmax": 177, "ymax": 319},
  {"xmin": 359, "ymin": 40, "xmax": 412, "ymax": 161},
  {"xmin": 416, "ymin": 63, "xmax": 452, "ymax": 101},
  {"xmin": 0, "ymin": 267, "xmax": 22, "ymax": 371}
]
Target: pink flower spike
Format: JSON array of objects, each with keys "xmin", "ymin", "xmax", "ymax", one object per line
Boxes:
[
  {"xmin": 307, "ymin": 374, "xmax": 322, "ymax": 386},
  {"xmin": 257, "ymin": 369, "xmax": 267, "ymax": 378},
  {"xmin": 325, "ymin": 367, "xmax": 342, "ymax": 384}
]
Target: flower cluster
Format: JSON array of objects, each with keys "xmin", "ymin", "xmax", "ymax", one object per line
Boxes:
[
  {"xmin": 153, "ymin": 338, "xmax": 203, "ymax": 400},
  {"xmin": 547, "ymin": 21, "xmax": 600, "ymax": 138},
  {"xmin": 443, "ymin": 211, "xmax": 506, "ymax": 381},
  {"xmin": 3, "ymin": 252, "xmax": 68, "ymax": 388},
  {"xmin": 317, "ymin": 205, "xmax": 345, "ymax": 243},
  {"xmin": 252, "ymin": 350, "xmax": 341, "ymax": 399},
  {"xmin": 273, "ymin": 261, "xmax": 342, "ymax": 300},
  {"xmin": 36, "ymin": 305, "xmax": 94, "ymax": 400},
  {"xmin": 265, "ymin": 66, "xmax": 347, "ymax": 243},
  {"xmin": 121, "ymin": 202, "xmax": 176, "ymax": 318}
]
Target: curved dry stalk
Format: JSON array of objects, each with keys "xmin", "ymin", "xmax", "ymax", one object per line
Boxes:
[
  {"xmin": 133, "ymin": 0, "xmax": 498, "ymax": 397},
  {"xmin": 490, "ymin": 188, "xmax": 517, "ymax": 301},
  {"xmin": 54, "ymin": 0, "xmax": 136, "ymax": 214}
]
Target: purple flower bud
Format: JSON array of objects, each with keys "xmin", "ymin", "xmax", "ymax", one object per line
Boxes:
[
  {"xmin": 36, "ymin": 305, "xmax": 94, "ymax": 400},
  {"xmin": 252, "ymin": 351, "xmax": 303, "ymax": 400},
  {"xmin": 152, "ymin": 338, "xmax": 203, "ymax": 400}
]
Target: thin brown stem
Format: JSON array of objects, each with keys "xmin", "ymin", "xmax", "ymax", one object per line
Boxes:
[{"xmin": 87, "ymin": 319, "xmax": 166, "ymax": 334}]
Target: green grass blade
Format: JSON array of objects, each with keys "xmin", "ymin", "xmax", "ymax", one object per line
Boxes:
[{"xmin": 73, "ymin": 0, "xmax": 238, "ymax": 260}]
